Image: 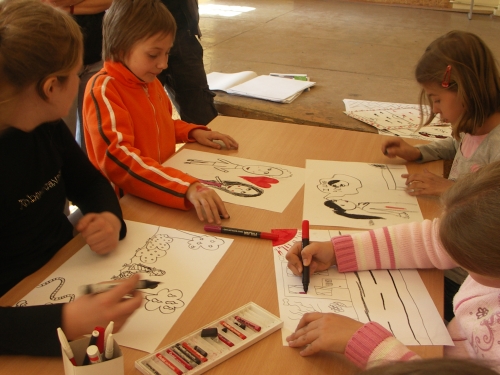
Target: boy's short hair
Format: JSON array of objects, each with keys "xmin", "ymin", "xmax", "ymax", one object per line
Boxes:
[
  {"xmin": 440, "ymin": 160, "xmax": 500, "ymax": 277},
  {"xmin": 102, "ymin": 0, "xmax": 176, "ymax": 62}
]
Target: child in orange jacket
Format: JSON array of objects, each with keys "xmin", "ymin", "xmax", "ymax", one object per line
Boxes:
[{"xmin": 83, "ymin": 0, "xmax": 238, "ymax": 224}]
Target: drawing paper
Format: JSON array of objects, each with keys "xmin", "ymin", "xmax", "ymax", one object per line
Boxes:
[
  {"xmin": 164, "ymin": 149, "xmax": 305, "ymax": 213},
  {"xmin": 304, "ymin": 160, "xmax": 424, "ymax": 229},
  {"xmin": 343, "ymin": 99, "xmax": 452, "ymax": 141},
  {"xmin": 16, "ymin": 220, "xmax": 233, "ymax": 353},
  {"xmin": 272, "ymin": 229, "xmax": 453, "ymax": 346}
]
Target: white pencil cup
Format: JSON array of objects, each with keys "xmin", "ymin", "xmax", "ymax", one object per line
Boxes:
[{"xmin": 62, "ymin": 337, "xmax": 124, "ymax": 375}]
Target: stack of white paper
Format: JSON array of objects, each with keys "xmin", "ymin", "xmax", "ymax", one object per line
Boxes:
[{"xmin": 207, "ymin": 71, "xmax": 315, "ymax": 103}]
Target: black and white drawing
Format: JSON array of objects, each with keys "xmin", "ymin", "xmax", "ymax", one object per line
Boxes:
[
  {"xmin": 163, "ymin": 149, "xmax": 305, "ymax": 213},
  {"xmin": 16, "ymin": 220, "xmax": 232, "ymax": 353},
  {"xmin": 305, "ymin": 160, "xmax": 424, "ymax": 229},
  {"xmin": 273, "ymin": 229, "xmax": 453, "ymax": 347}
]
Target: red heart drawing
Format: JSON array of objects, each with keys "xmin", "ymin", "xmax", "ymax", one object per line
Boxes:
[{"xmin": 239, "ymin": 176, "xmax": 279, "ymax": 188}]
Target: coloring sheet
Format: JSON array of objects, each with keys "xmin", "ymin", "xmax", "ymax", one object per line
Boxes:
[
  {"xmin": 16, "ymin": 220, "xmax": 233, "ymax": 353},
  {"xmin": 304, "ymin": 160, "xmax": 424, "ymax": 229},
  {"xmin": 272, "ymin": 229, "xmax": 453, "ymax": 346},
  {"xmin": 343, "ymin": 99, "xmax": 452, "ymax": 141},
  {"xmin": 163, "ymin": 149, "xmax": 305, "ymax": 212}
]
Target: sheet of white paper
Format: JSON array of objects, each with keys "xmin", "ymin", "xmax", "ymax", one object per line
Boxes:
[
  {"xmin": 16, "ymin": 220, "xmax": 233, "ymax": 353},
  {"xmin": 163, "ymin": 149, "xmax": 305, "ymax": 213},
  {"xmin": 272, "ymin": 229, "xmax": 453, "ymax": 346},
  {"xmin": 226, "ymin": 75, "xmax": 315, "ymax": 102},
  {"xmin": 207, "ymin": 71, "xmax": 258, "ymax": 91},
  {"xmin": 342, "ymin": 99, "xmax": 452, "ymax": 140},
  {"xmin": 303, "ymin": 160, "xmax": 424, "ymax": 229},
  {"xmin": 377, "ymin": 124, "xmax": 452, "ymax": 140}
]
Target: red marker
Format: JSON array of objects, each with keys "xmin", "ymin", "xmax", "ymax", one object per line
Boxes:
[
  {"xmin": 204, "ymin": 225, "xmax": 279, "ymax": 241},
  {"xmin": 95, "ymin": 326, "xmax": 105, "ymax": 354},
  {"xmin": 220, "ymin": 321, "xmax": 247, "ymax": 340},
  {"xmin": 181, "ymin": 342, "xmax": 208, "ymax": 363},
  {"xmin": 166, "ymin": 348, "xmax": 193, "ymax": 370},
  {"xmin": 156, "ymin": 353, "xmax": 183, "ymax": 375},
  {"xmin": 217, "ymin": 333, "xmax": 234, "ymax": 347},
  {"xmin": 234, "ymin": 316, "xmax": 261, "ymax": 332}
]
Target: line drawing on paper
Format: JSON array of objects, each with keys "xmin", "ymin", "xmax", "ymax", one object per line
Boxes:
[
  {"xmin": 273, "ymin": 229, "xmax": 452, "ymax": 346},
  {"xmin": 165, "ymin": 149, "xmax": 306, "ymax": 213},
  {"xmin": 369, "ymin": 164, "xmax": 406, "ymax": 191},
  {"xmin": 324, "ymin": 199, "xmax": 417, "ymax": 220},
  {"xmin": 283, "ymin": 298, "xmax": 322, "ymax": 320},
  {"xmin": 15, "ymin": 277, "xmax": 75, "ymax": 306},
  {"xmin": 198, "ymin": 176, "xmax": 264, "ymax": 197},
  {"xmin": 317, "ymin": 175, "xmax": 362, "ymax": 199},
  {"xmin": 305, "ymin": 160, "xmax": 423, "ymax": 229},
  {"xmin": 185, "ymin": 158, "xmax": 292, "ymax": 177},
  {"xmin": 144, "ymin": 288, "xmax": 185, "ymax": 314},
  {"xmin": 112, "ymin": 228, "xmax": 227, "ymax": 280},
  {"xmin": 343, "ymin": 99, "xmax": 452, "ymax": 141}
]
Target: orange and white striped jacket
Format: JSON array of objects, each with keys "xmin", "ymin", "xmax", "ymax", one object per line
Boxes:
[{"xmin": 83, "ymin": 61, "xmax": 208, "ymax": 210}]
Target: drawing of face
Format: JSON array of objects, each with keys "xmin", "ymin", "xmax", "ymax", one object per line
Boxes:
[
  {"xmin": 135, "ymin": 247, "xmax": 167, "ymax": 264},
  {"xmin": 226, "ymin": 184, "xmax": 259, "ymax": 196},
  {"xmin": 242, "ymin": 165, "xmax": 287, "ymax": 177},
  {"xmin": 332, "ymin": 200, "xmax": 356, "ymax": 211},
  {"xmin": 318, "ymin": 175, "xmax": 361, "ymax": 198}
]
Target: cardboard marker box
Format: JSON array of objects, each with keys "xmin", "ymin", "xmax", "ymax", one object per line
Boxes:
[{"xmin": 62, "ymin": 337, "xmax": 124, "ymax": 375}]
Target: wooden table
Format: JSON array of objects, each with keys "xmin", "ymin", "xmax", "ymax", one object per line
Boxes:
[{"xmin": 0, "ymin": 116, "xmax": 444, "ymax": 374}]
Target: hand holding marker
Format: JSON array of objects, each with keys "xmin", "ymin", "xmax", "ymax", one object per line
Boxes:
[{"xmin": 302, "ymin": 220, "xmax": 310, "ymax": 293}]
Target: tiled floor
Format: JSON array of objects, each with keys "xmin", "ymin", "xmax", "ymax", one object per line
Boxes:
[{"xmin": 198, "ymin": 0, "xmax": 500, "ymax": 130}]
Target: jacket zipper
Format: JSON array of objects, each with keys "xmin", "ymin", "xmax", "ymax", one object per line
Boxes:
[{"xmin": 142, "ymin": 85, "xmax": 161, "ymax": 161}]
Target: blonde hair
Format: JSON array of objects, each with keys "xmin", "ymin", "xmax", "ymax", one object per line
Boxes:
[
  {"xmin": 102, "ymin": 0, "xmax": 176, "ymax": 62},
  {"xmin": 440, "ymin": 160, "xmax": 500, "ymax": 277},
  {"xmin": 415, "ymin": 31, "xmax": 500, "ymax": 139},
  {"xmin": 0, "ymin": 0, "xmax": 83, "ymax": 102}
]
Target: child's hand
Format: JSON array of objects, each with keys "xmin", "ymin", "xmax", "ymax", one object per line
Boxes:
[
  {"xmin": 62, "ymin": 274, "xmax": 143, "ymax": 340},
  {"xmin": 286, "ymin": 241, "xmax": 336, "ymax": 276},
  {"xmin": 286, "ymin": 312, "xmax": 364, "ymax": 356},
  {"xmin": 382, "ymin": 138, "xmax": 422, "ymax": 161},
  {"xmin": 186, "ymin": 182, "xmax": 229, "ymax": 224},
  {"xmin": 403, "ymin": 168, "xmax": 454, "ymax": 196},
  {"xmin": 190, "ymin": 129, "xmax": 239, "ymax": 150},
  {"xmin": 76, "ymin": 212, "xmax": 122, "ymax": 254}
]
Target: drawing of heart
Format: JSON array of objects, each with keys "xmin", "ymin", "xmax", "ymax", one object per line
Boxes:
[{"xmin": 239, "ymin": 176, "xmax": 279, "ymax": 188}]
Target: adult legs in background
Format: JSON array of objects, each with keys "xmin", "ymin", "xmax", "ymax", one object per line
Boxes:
[
  {"xmin": 158, "ymin": 29, "xmax": 218, "ymax": 125},
  {"xmin": 76, "ymin": 60, "xmax": 103, "ymax": 152}
]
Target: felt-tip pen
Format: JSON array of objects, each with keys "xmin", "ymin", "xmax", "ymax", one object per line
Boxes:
[
  {"xmin": 80, "ymin": 279, "xmax": 161, "ymax": 295},
  {"xmin": 204, "ymin": 225, "xmax": 279, "ymax": 241},
  {"xmin": 302, "ymin": 220, "xmax": 310, "ymax": 294},
  {"xmin": 57, "ymin": 327, "xmax": 77, "ymax": 366}
]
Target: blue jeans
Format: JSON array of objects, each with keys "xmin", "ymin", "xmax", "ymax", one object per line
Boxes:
[{"xmin": 158, "ymin": 29, "xmax": 218, "ymax": 126}]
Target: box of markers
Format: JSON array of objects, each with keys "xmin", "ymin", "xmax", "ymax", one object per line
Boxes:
[
  {"xmin": 62, "ymin": 337, "xmax": 123, "ymax": 375},
  {"xmin": 135, "ymin": 302, "xmax": 283, "ymax": 375}
]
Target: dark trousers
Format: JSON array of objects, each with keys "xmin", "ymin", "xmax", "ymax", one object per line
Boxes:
[
  {"xmin": 158, "ymin": 29, "xmax": 218, "ymax": 125},
  {"xmin": 444, "ymin": 277, "xmax": 461, "ymax": 322}
]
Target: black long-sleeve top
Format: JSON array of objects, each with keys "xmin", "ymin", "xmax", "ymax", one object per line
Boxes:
[{"xmin": 0, "ymin": 120, "xmax": 126, "ymax": 356}]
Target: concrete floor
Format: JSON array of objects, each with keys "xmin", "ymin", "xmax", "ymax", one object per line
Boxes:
[{"xmin": 198, "ymin": 0, "xmax": 500, "ymax": 131}]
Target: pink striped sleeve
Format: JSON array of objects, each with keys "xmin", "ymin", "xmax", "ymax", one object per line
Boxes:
[
  {"xmin": 345, "ymin": 322, "xmax": 420, "ymax": 369},
  {"xmin": 333, "ymin": 219, "xmax": 457, "ymax": 272}
]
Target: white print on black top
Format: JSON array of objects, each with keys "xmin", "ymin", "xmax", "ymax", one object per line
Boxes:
[{"xmin": 18, "ymin": 170, "xmax": 62, "ymax": 210}]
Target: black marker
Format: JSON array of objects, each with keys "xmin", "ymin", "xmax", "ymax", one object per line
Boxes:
[
  {"xmin": 302, "ymin": 220, "xmax": 310, "ymax": 294},
  {"xmin": 80, "ymin": 279, "xmax": 161, "ymax": 295}
]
